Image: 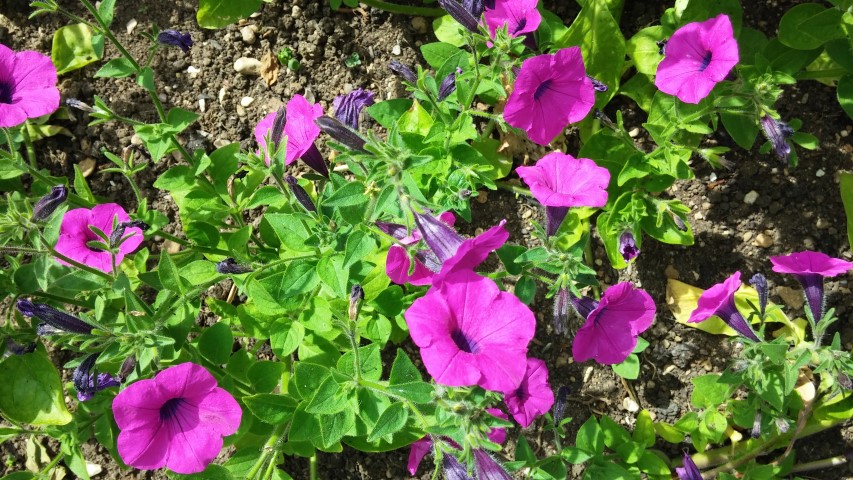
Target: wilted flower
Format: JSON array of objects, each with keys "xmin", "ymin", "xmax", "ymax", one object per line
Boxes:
[
  {"xmin": 484, "ymin": 0, "xmax": 540, "ymax": 39},
  {"xmin": 503, "ymin": 357, "xmax": 554, "ymax": 428},
  {"xmin": 473, "ymin": 449, "xmax": 512, "ymax": 480},
  {"xmin": 438, "ymin": 0, "xmax": 480, "ymax": 33},
  {"xmin": 109, "ymin": 220, "xmax": 149, "ymax": 249},
  {"xmin": 749, "ymin": 273, "xmax": 768, "ymax": 317},
  {"xmin": 74, "ymin": 353, "xmax": 120, "ymax": 401},
  {"xmin": 157, "ymin": 30, "xmax": 193, "ymax": 53},
  {"xmin": 3, "ymin": 337, "xmax": 35, "ymax": 356},
  {"xmin": 17, "ymin": 299, "xmax": 95, "ymax": 335},
  {"xmin": 552, "ymin": 288, "xmax": 570, "ymax": 335},
  {"xmin": 32, "ymin": 185, "xmax": 68, "ymax": 221},
  {"xmin": 408, "ymin": 409, "xmax": 507, "ymax": 475},
  {"xmin": 405, "ymin": 270, "xmax": 535, "ymax": 391},
  {"xmin": 113, "ymin": 363, "xmax": 242, "ymax": 474},
  {"xmin": 655, "ymin": 14, "xmax": 739, "ymax": 104},
  {"xmin": 389, "ymin": 60, "xmax": 417, "ymax": 84},
  {"xmin": 571, "ymin": 283, "xmax": 656, "ymax": 365},
  {"xmin": 751, "ymin": 411, "xmax": 762, "ymax": 439},
  {"xmin": 588, "ymin": 76, "xmax": 608, "ymax": 92},
  {"xmin": 438, "ymin": 68, "xmax": 460, "ymax": 101},
  {"xmin": 689, "ymin": 271, "xmax": 761, "ymax": 341},
  {"xmin": 349, "ymin": 284, "xmax": 364, "ymax": 321},
  {"xmin": 760, "ymin": 115, "xmax": 795, "ymax": 164},
  {"xmin": 333, "ymin": 88, "xmax": 374, "ymax": 129},
  {"xmin": 315, "ymin": 115, "xmax": 367, "ymax": 152},
  {"xmin": 285, "ymin": 175, "xmax": 317, "ymax": 212},
  {"xmin": 619, "ymin": 230, "xmax": 640, "ymax": 263},
  {"xmin": 553, "ymin": 385, "xmax": 569, "ymax": 427},
  {"xmin": 504, "ymin": 47, "xmax": 595, "ymax": 145},
  {"xmin": 0, "ymin": 43, "xmax": 60, "ymax": 128},
  {"xmin": 118, "ymin": 355, "xmax": 137, "ymax": 382},
  {"xmin": 675, "ymin": 452, "xmax": 702, "ymax": 480},
  {"xmin": 215, "ymin": 258, "xmax": 252, "ymax": 275},
  {"xmin": 443, "ymin": 453, "xmax": 473, "ymax": 480},
  {"xmin": 65, "ymin": 98, "xmax": 94, "ymax": 112},
  {"xmin": 255, "ymin": 95, "xmax": 327, "ymax": 176},
  {"xmin": 55, "ymin": 204, "xmax": 144, "ymax": 273},
  {"xmin": 770, "ymin": 251, "xmax": 853, "ymax": 323}
]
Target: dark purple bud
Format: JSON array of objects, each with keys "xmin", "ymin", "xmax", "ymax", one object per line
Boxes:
[
  {"xmin": 74, "ymin": 353, "xmax": 120, "ymax": 402},
  {"xmin": 216, "ymin": 258, "xmax": 252, "ymax": 275},
  {"xmin": 751, "ymin": 411, "xmax": 762, "ymax": 439},
  {"xmin": 333, "ymin": 89, "xmax": 375, "ymax": 129},
  {"xmin": 300, "ymin": 143, "xmax": 329, "ymax": 178},
  {"xmin": 657, "ymin": 40, "xmax": 667, "ymax": 56},
  {"xmin": 588, "ymin": 76, "xmax": 608, "ymax": 92},
  {"xmin": 442, "ymin": 454, "xmax": 473, "ymax": 480},
  {"xmin": 157, "ymin": 29, "xmax": 193, "ymax": 53},
  {"xmin": 315, "ymin": 116, "xmax": 368, "ymax": 152},
  {"xmin": 462, "ymin": 0, "xmax": 485, "ymax": 18},
  {"xmin": 749, "ymin": 273, "xmax": 768, "ymax": 317},
  {"xmin": 593, "ymin": 110, "xmax": 616, "ymax": 130},
  {"xmin": 760, "ymin": 115, "xmax": 794, "ymax": 164},
  {"xmin": 553, "ymin": 385, "xmax": 569, "ymax": 427},
  {"xmin": 285, "ymin": 175, "xmax": 317, "ymax": 213},
  {"xmin": 32, "ymin": 185, "xmax": 68, "ymax": 221},
  {"xmin": 675, "ymin": 452, "xmax": 702, "ymax": 480},
  {"xmin": 438, "ymin": 0, "xmax": 480, "ymax": 32},
  {"xmin": 109, "ymin": 220, "xmax": 148, "ymax": 249},
  {"xmin": 17, "ymin": 300, "xmax": 94, "ymax": 335},
  {"xmin": 552, "ymin": 288, "xmax": 569, "ymax": 335},
  {"xmin": 672, "ymin": 212, "xmax": 688, "ymax": 232},
  {"xmin": 619, "ymin": 230, "xmax": 640, "ymax": 263},
  {"xmin": 473, "ymin": 449, "xmax": 512, "ymax": 480},
  {"xmin": 349, "ymin": 284, "xmax": 364, "ymax": 321},
  {"xmin": 270, "ymin": 106, "xmax": 287, "ymax": 149},
  {"xmin": 375, "ymin": 221, "xmax": 410, "ymax": 242},
  {"xmin": 4, "ymin": 337, "xmax": 35, "ymax": 357},
  {"xmin": 412, "ymin": 209, "xmax": 465, "ymax": 263},
  {"xmin": 438, "ymin": 69, "xmax": 459, "ymax": 101},
  {"xmin": 389, "ymin": 60, "xmax": 417, "ymax": 84},
  {"xmin": 840, "ymin": 373, "xmax": 852, "ymax": 390},
  {"xmin": 545, "ymin": 206, "xmax": 569, "ymax": 237},
  {"xmin": 65, "ymin": 98, "xmax": 93, "ymax": 112},
  {"xmin": 118, "ymin": 355, "xmax": 137, "ymax": 382},
  {"xmin": 569, "ymin": 294, "xmax": 598, "ymax": 320}
]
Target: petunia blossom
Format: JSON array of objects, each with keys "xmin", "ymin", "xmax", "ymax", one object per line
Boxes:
[
  {"xmin": 405, "ymin": 270, "xmax": 535, "ymax": 391},
  {"xmin": 54, "ymin": 203, "xmax": 143, "ymax": 273},
  {"xmin": 619, "ymin": 230, "xmax": 640, "ymax": 263},
  {"xmin": 484, "ymin": 0, "xmax": 541, "ymax": 39},
  {"xmin": 113, "ymin": 362, "xmax": 242, "ymax": 474},
  {"xmin": 688, "ymin": 271, "xmax": 760, "ymax": 341},
  {"xmin": 473, "ymin": 449, "xmax": 512, "ymax": 480},
  {"xmin": 254, "ymin": 94, "xmax": 327, "ymax": 176},
  {"xmin": 571, "ymin": 282, "xmax": 656, "ymax": 365},
  {"xmin": 655, "ymin": 14, "xmax": 739, "ymax": 104},
  {"xmin": 503, "ymin": 357, "xmax": 554, "ymax": 428},
  {"xmin": 379, "ymin": 211, "xmax": 457, "ymax": 286},
  {"xmin": 516, "ymin": 152, "xmax": 610, "ymax": 235},
  {"xmin": 0, "ymin": 43, "xmax": 60, "ymax": 128},
  {"xmin": 676, "ymin": 451, "xmax": 702, "ymax": 480},
  {"xmin": 770, "ymin": 251, "xmax": 853, "ymax": 323},
  {"xmin": 504, "ymin": 47, "xmax": 595, "ymax": 145}
]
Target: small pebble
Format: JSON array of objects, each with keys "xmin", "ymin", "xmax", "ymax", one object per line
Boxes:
[
  {"xmin": 240, "ymin": 25, "xmax": 256, "ymax": 44},
  {"xmin": 130, "ymin": 134, "xmax": 143, "ymax": 145},
  {"xmin": 816, "ymin": 169, "xmax": 825, "ymax": 178},
  {"xmin": 411, "ymin": 17, "xmax": 429, "ymax": 33},
  {"xmin": 126, "ymin": 19, "xmax": 137, "ymax": 35},
  {"xmin": 664, "ymin": 265, "xmax": 679, "ymax": 279},
  {"xmin": 628, "ymin": 127, "xmax": 640, "ymax": 137},
  {"xmin": 753, "ymin": 232, "xmax": 773, "ymax": 248},
  {"xmin": 391, "ymin": 44, "xmax": 402, "ymax": 55},
  {"xmin": 291, "ymin": 5, "xmax": 302, "ymax": 17},
  {"xmin": 199, "ymin": 98, "xmax": 206, "ymax": 113},
  {"xmin": 240, "ymin": 96, "xmax": 254, "ymax": 107},
  {"xmin": 623, "ymin": 397, "xmax": 640, "ymax": 413},
  {"xmin": 186, "ymin": 66, "xmax": 200, "ymax": 78},
  {"xmin": 213, "ymin": 139, "xmax": 231, "ymax": 148},
  {"xmin": 743, "ymin": 190, "xmax": 759, "ymax": 205},
  {"xmin": 234, "ymin": 57, "xmax": 262, "ymax": 76},
  {"xmin": 79, "ymin": 158, "xmax": 96, "ymax": 177},
  {"xmin": 522, "ymin": 209, "xmax": 532, "ymax": 219},
  {"xmin": 777, "ymin": 286, "xmax": 804, "ymax": 309},
  {"xmin": 742, "ymin": 231, "xmax": 753, "ymax": 242},
  {"xmin": 218, "ymin": 87, "xmax": 227, "ymax": 103}
]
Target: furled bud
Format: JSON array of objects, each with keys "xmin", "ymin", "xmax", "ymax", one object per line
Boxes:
[
  {"xmin": 473, "ymin": 449, "xmax": 512, "ymax": 480},
  {"xmin": 215, "ymin": 258, "xmax": 253, "ymax": 275},
  {"xmin": 751, "ymin": 411, "xmax": 762, "ymax": 439},
  {"xmin": 588, "ymin": 76, "xmax": 608, "ymax": 92},
  {"xmin": 315, "ymin": 115, "xmax": 367, "ymax": 152},
  {"xmin": 73, "ymin": 353, "xmax": 120, "ymax": 402},
  {"xmin": 389, "ymin": 60, "xmax": 417, "ymax": 84},
  {"xmin": 349, "ymin": 284, "xmax": 364, "ymax": 321},
  {"xmin": 569, "ymin": 294, "xmax": 598, "ymax": 320},
  {"xmin": 438, "ymin": 0, "xmax": 480, "ymax": 32},
  {"xmin": 270, "ymin": 106, "xmax": 287, "ymax": 150},
  {"xmin": 118, "ymin": 355, "xmax": 137, "ymax": 382},
  {"xmin": 760, "ymin": 115, "xmax": 794, "ymax": 164},
  {"xmin": 375, "ymin": 221, "xmax": 410, "ymax": 241},
  {"xmin": 3, "ymin": 337, "xmax": 35, "ymax": 357},
  {"xmin": 553, "ymin": 385, "xmax": 569, "ymax": 427},
  {"xmin": 552, "ymin": 288, "xmax": 569, "ymax": 335},
  {"xmin": 285, "ymin": 175, "xmax": 317, "ymax": 212},
  {"xmin": 412, "ymin": 209, "xmax": 465, "ymax": 263},
  {"xmin": 438, "ymin": 68, "xmax": 460, "ymax": 101},
  {"xmin": 675, "ymin": 452, "xmax": 701, "ymax": 480},
  {"xmin": 545, "ymin": 206, "xmax": 569, "ymax": 237},
  {"xmin": 157, "ymin": 29, "xmax": 193, "ymax": 53},
  {"xmin": 442, "ymin": 454, "xmax": 473, "ymax": 480},
  {"xmin": 749, "ymin": 273, "xmax": 768, "ymax": 317},
  {"xmin": 109, "ymin": 220, "xmax": 148, "ymax": 249},
  {"xmin": 32, "ymin": 185, "xmax": 68, "ymax": 221},
  {"xmin": 17, "ymin": 299, "xmax": 94, "ymax": 335},
  {"xmin": 333, "ymin": 88, "xmax": 375, "ymax": 129}
]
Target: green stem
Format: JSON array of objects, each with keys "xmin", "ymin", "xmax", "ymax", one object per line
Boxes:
[
  {"xmin": 309, "ymin": 453, "xmax": 318, "ymax": 480},
  {"xmin": 78, "ymin": 0, "xmax": 141, "ymax": 71},
  {"xmin": 28, "ymin": 291, "xmax": 94, "ymax": 309},
  {"xmin": 20, "ymin": 122, "xmax": 37, "ymax": 168},
  {"xmin": 495, "ymin": 180, "xmax": 531, "ymax": 197},
  {"xmin": 39, "ymin": 450, "xmax": 65, "ymax": 475},
  {"xmin": 790, "ymin": 454, "xmax": 848, "ymax": 473},
  {"xmin": 151, "ymin": 229, "xmax": 233, "ymax": 256},
  {"xmin": 246, "ymin": 423, "xmax": 288, "ymax": 480},
  {"xmin": 40, "ymin": 234, "xmax": 113, "ymax": 281},
  {"xmin": 358, "ymin": 0, "xmax": 444, "ymax": 16},
  {"xmin": 795, "ymin": 69, "xmax": 848, "ymax": 80}
]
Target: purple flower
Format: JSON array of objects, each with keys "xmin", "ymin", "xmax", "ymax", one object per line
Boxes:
[
  {"xmin": 572, "ymin": 283, "xmax": 656, "ymax": 365},
  {"xmin": 516, "ymin": 152, "xmax": 610, "ymax": 235},
  {"xmin": 485, "ymin": 407, "xmax": 509, "ymax": 444},
  {"xmin": 157, "ymin": 30, "xmax": 193, "ymax": 53},
  {"xmin": 552, "ymin": 288, "xmax": 570, "ymax": 335},
  {"xmin": 0, "ymin": 43, "xmax": 60, "ymax": 128},
  {"xmin": 381, "ymin": 211, "xmax": 458, "ymax": 286},
  {"xmin": 474, "ymin": 449, "xmax": 512, "ymax": 480},
  {"xmin": 405, "ymin": 270, "xmax": 535, "ymax": 391},
  {"xmin": 760, "ymin": 115, "xmax": 794, "ymax": 164},
  {"xmin": 484, "ymin": 0, "xmax": 541, "ymax": 39},
  {"xmin": 32, "ymin": 185, "xmax": 68, "ymax": 222},
  {"xmin": 73, "ymin": 353, "xmax": 120, "ymax": 401},
  {"xmin": 675, "ymin": 452, "xmax": 702, "ymax": 480},
  {"xmin": 503, "ymin": 357, "xmax": 554, "ymax": 428},
  {"xmin": 54, "ymin": 204, "xmax": 144, "ymax": 273},
  {"xmin": 438, "ymin": 69, "xmax": 460, "ymax": 101},
  {"xmin": 438, "ymin": 0, "xmax": 480, "ymax": 33},
  {"xmin": 332, "ymin": 88, "xmax": 374, "ymax": 129},
  {"xmin": 619, "ymin": 230, "xmax": 640, "ymax": 263},
  {"xmin": 16, "ymin": 299, "xmax": 94, "ymax": 335},
  {"xmin": 254, "ymin": 95, "xmax": 327, "ymax": 176},
  {"xmin": 113, "ymin": 363, "xmax": 242, "ymax": 474},
  {"xmin": 688, "ymin": 272, "xmax": 760, "ymax": 341},
  {"xmin": 655, "ymin": 14, "xmax": 739, "ymax": 104},
  {"xmin": 770, "ymin": 251, "xmax": 853, "ymax": 323},
  {"xmin": 504, "ymin": 47, "xmax": 595, "ymax": 145}
]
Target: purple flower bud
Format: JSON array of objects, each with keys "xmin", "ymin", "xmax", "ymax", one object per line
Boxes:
[
  {"xmin": 375, "ymin": 221, "xmax": 410, "ymax": 242},
  {"xmin": 657, "ymin": 40, "xmax": 667, "ymax": 56},
  {"xmin": 675, "ymin": 452, "xmax": 702, "ymax": 480},
  {"xmin": 749, "ymin": 273, "xmax": 768, "ymax": 317},
  {"xmin": 215, "ymin": 258, "xmax": 253, "ymax": 275},
  {"xmin": 4, "ymin": 337, "xmax": 35, "ymax": 357},
  {"xmin": 32, "ymin": 185, "xmax": 68, "ymax": 221},
  {"xmin": 569, "ymin": 294, "xmax": 598, "ymax": 320},
  {"xmin": 473, "ymin": 449, "xmax": 512, "ymax": 480},
  {"xmin": 593, "ymin": 110, "xmax": 616, "ymax": 130},
  {"xmin": 285, "ymin": 175, "xmax": 317, "ymax": 213},
  {"xmin": 270, "ymin": 106, "xmax": 287, "ymax": 150},
  {"xmin": 553, "ymin": 385, "xmax": 569, "ymax": 427},
  {"xmin": 109, "ymin": 220, "xmax": 148, "ymax": 249},
  {"xmin": 438, "ymin": 69, "xmax": 460, "ymax": 101},
  {"xmin": 775, "ymin": 417, "xmax": 789, "ymax": 433},
  {"xmin": 552, "ymin": 288, "xmax": 569, "ymax": 335},
  {"xmin": 588, "ymin": 76, "xmax": 608, "ymax": 92},
  {"xmin": 619, "ymin": 230, "xmax": 640, "ymax": 263},
  {"xmin": 414, "ymin": 249, "xmax": 443, "ymax": 273},
  {"xmin": 74, "ymin": 353, "xmax": 120, "ymax": 402},
  {"xmin": 65, "ymin": 98, "xmax": 94, "ymax": 112},
  {"xmin": 17, "ymin": 300, "xmax": 94, "ymax": 335},
  {"xmin": 118, "ymin": 355, "xmax": 137, "ymax": 382},
  {"xmin": 349, "ymin": 284, "xmax": 364, "ymax": 321},
  {"xmin": 672, "ymin": 212, "xmax": 688, "ymax": 232},
  {"xmin": 412, "ymin": 209, "xmax": 465, "ymax": 263},
  {"xmin": 751, "ymin": 411, "xmax": 761, "ymax": 439},
  {"xmin": 333, "ymin": 88, "xmax": 375, "ymax": 129},
  {"xmin": 463, "ymin": 0, "xmax": 486, "ymax": 18},
  {"xmin": 545, "ymin": 206, "xmax": 569, "ymax": 237},
  {"xmin": 442, "ymin": 454, "xmax": 473, "ymax": 480},
  {"xmin": 760, "ymin": 115, "xmax": 794, "ymax": 164},
  {"xmin": 438, "ymin": 0, "xmax": 480, "ymax": 32},
  {"xmin": 301, "ymin": 143, "xmax": 329, "ymax": 178},
  {"xmin": 157, "ymin": 29, "xmax": 193, "ymax": 53},
  {"xmin": 389, "ymin": 60, "xmax": 417, "ymax": 84},
  {"xmin": 839, "ymin": 372, "xmax": 852, "ymax": 390},
  {"xmin": 315, "ymin": 115, "xmax": 368, "ymax": 152}
]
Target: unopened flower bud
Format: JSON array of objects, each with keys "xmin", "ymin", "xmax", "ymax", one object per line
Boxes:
[
  {"xmin": 553, "ymin": 385, "xmax": 569, "ymax": 427},
  {"xmin": 389, "ymin": 60, "xmax": 417, "ymax": 84},
  {"xmin": 412, "ymin": 209, "xmax": 464, "ymax": 263},
  {"xmin": 442, "ymin": 454, "xmax": 472, "ymax": 480},
  {"xmin": 438, "ymin": 0, "xmax": 480, "ymax": 32},
  {"xmin": 839, "ymin": 372, "xmax": 852, "ymax": 390},
  {"xmin": 760, "ymin": 115, "xmax": 794, "ymax": 164},
  {"xmin": 672, "ymin": 212, "xmax": 688, "ymax": 232},
  {"xmin": 569, "ymin": 294, "xmax": 598, "ymax": 320},
  {"xmin": 285, "ymin": 175, "xmax": 317, "ymax": 212},
  {"xmin": 4, "ymin": 337, "xmax": 35, "ymax": 357},
  {"xmin": 552, "ymin": 288, "xmax": 569, "ymax": 335},
  {"xmin": 751, "ymin": 411, "xmax": 761, "ymax": 439},
  {"xmin": 157, "ymin": 29, "xmax": 193, "ymax": 53},
  {"xmin": 74, "ymin": 353, "xmax": 120, "ymax": 401},
  {"xmin": 333, "ymin": 89, "xmax": 375, "ymax": 129},
  {"xmin": 32, "ymin": 185, "xmax": 68, "ymax": 221},
  {"xmin": 118, "ymin": 355, "xmax": 137, "ymax": 382},
  {"xmin": 774, "ymin": 417, "xmax": 789, "ymax": 433},
  {"xmin": 588, "ymin": 76, "xmax": 608, "ymax": 92},
  {"xmin": 66, "ymin": 98, "xmax": 93, "ymax": 112},
  {"xmin": 349, "ymin": 284, "xmax": 364, "ymax": 321},
  {"xmin": 315, "ymin": 116, "xmax": 367, "ymax": 152},
  {"xmin": 474, "ymin": 449, "xmax": 511, "ymax": 480},
  {"xmin": 269, "ymin": 106, "xmax": 287, "ymax": 150},
  {"xmin": 749, "ymin": 273, "xmax": 768, "ymax": 317},
  {"xmin": 215, "ymin": 258, "xmax": 253, "ymax": 275},
  {"xmin": 438, "ymin": 68, "xmax": 460, "ymax": 101},
  {"xmin": 109, "ymin": 220, "xmax": 148, "ymax": 248},
  {"xmin": 17, "ymin": 300, "xmax": 94, "ymax": 335}
]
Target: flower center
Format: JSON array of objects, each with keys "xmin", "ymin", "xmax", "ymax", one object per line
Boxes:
[
  {"xmin": 0, "ymin": 80, "xmax": 13, "ymax": 104},
  {"xmin": 159, "ymin": 397, "xmax": 185, "ymax": 421},
  {"xmin": 450, "ymin": 329, "xmax": 478, "ymax": 353},
  {"xmin": 512, "ymin": 18, "xmax": 527, "ymax": 35},
  {"xmin": 699, "ymin": 51, "xmax": 713, "ymax": 71},
  {"xmin": 533, "ymin": 79, "xmax": 552, "ymax": 101}
]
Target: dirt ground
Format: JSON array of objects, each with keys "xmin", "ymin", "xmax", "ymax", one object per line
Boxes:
[{"xmin": 1, "ymin": 0, "xmax": 852, "ymax": 478}]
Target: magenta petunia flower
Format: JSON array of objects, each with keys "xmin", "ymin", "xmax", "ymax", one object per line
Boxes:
[
  {"xmin": 571, "ymin": 282, "xmax": 656, "ymax": 365},
  {"xmin": 0, "ymin": 43, "xmax": 60, "ymax": 128},
  {"xmin": 405, "ymin": 270, "xmax": 535, "ymax": 391},
  {"xmin": 254, "ymin": 94, "xmax": 327, "ymax": 176},
  {"xmin": 503, "ymin": 357, "xmax": 554, "ymax": 428},
  {"xmin": 54, "ymin": 204, "xmax": 143, "ymax": 273},
  {"xmin": 655, "ymin": 14, "xmax": 739, "ymax": 104},
  {"xmin": 112, "ymin": 363, "xmax": 242, "ymax": 474},
  {"xmin": 676, "ymin": 451, "xmax": 702, "ymax": 480},
  {"xmin": 484, "ymin": 0, "xmax": 541, "ymax": 39},
  {"xmin": 380, "ymin": 212, "xmax": 457, "ymax": 286},
  {"xmin": 770, "ymin": 251, "xmax": 853, "ymax": 323},
  {"xmin": 504, "ymin": 47, "xmax": 595, "ymax": 146},
  {"xmin": 688, "ymin": 272, "xmax": 760, "ymax": 341}
]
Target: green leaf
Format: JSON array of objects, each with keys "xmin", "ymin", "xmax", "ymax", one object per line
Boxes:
[
  {"xmin": 337, "ymin": 344, "xmax": 382, "ymax": 382},
  {"xmin": 561, "ymin": 1, "xmax": 625, "ymax": 105},
  {"xmin": 0, "ymin": 352, "xmax": 72, "ymax": 426},
  {"xmin": 167, "ymin": 108, "xmax": 201, "ymax": 132},
  {"xmin": 367, "ymin": 99, "xmax": 413, "ymax": 129},
  {"xmin": 432, "ymin": 15, "xmax": 467, "ymax": 47},
  {"xmin": 514, "ymin": 276, "xmax": 536, "ymax": 305},
  {"xmin": 158, "ymin": 248, "xmax": 185, "ymax": 293},
  {"xmin": 136, "ymin": 67, "xmax": 156, "ymax": 94},
  {"xmin": 654, "ymin": 421, "xmax": 685, "ymax": 443},
  {"xmin": 243, "ymin": 393, "xmax": 299, "ymax": 424},
  {"xmin": 633, "ymin": 410, "xmax": 655, "ymax": 448},
  {"xmin": 305, "ymin": 376, "xmax": 347, "ymax": 414},
  {"xmin": 625, "ymin": 26, "xmax": 664, "ymax": 75},
  {"xmin": 97, "ymin": 0, "xmax": 116, "ymax": 27},
  {"xmin": 197, "ymin": 0, "xmax": 262, "ymax": 29},
  {"xmin": 561, "ymin": 447, "xmax": 594, "ymax": 464},
  {"xmin": 317, "ymin": 255, "xmax": 348, "ymax": 298},
  {"xmin": 691, "ymin": 374, "xmax": 730, "ymax": 409},
  {"xmin": 248, "ymin": 361, "xmax": 284, "ymax": 393},
  {"xmin": 420, "ymin": 42, "xmax": 465, "ymax": 69},
  {"xmin": 293, "ymin": 363, "xmax": 330, "ymax": 400},
  {"xmin": 840, "ymin": 171, "xmax": 853, "ymax": 248},
  {"xmin": 839, "ymin": 75, "xmax": 853, "ymax": 119},
  {"xmin": 599, "ymin": 415, "xmax": 630, "ymax": 448},
  {"xmin": 576, "ymin": 416, "xmax": 604, "ymax": 455},
  {"xmin": 51, "ymin": 23, "xmax": 103, "ymax": 75},
  {"xmin": 389, "ymin": 350, "xmax": 422, "ymax": 384},
  {"xmin": 637, "ymin": 451, "xmax": 670, "ymax": 476},
  {"xmin": 94, "ymin": 57, "xmax": 136, "ymax": 78},
  {"xmin": 264, "ymin": 213, "xmax": 314, "ymax": 252},
  {"xmin": 198, "ymin": 322, "xmax": 233, "ymax": 364},
  {"xmin": 269, "ymin": 320, "xmax": 304, "ymax": 357},
  {"xmin": 778, "ymin": 3, "xmax": 844, "ymax": 50},
  {"xmin": 172, "ymin": 464, "xmax": 235, "ymax": 480},
  {"xmin": 367, "ymin": 402, "xmax": 408, "ymax": 442},
  {"xmin": 611, "ymin": 354, "xmax": 640, "ymax": 379},
  {"xmin": 343, "ymin": 230, "xmax": 377, "ymax": 268},
  {"xmin": 720, "ymin": 113, "xmax": 759, "ymax": 150},
  {"xmin": 324, "ymin": 181, "xmax": 368, "ymax": 207},
  {"xmin": 73, "ymin": 164, "xmax": 95, "ymax": 204},
  {"xmin": 258, "ymin": 261, "xmax": 319, "ymax": 303}
]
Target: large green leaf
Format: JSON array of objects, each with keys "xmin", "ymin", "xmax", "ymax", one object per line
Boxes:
[
  {"xmin": 197, "ymin": 0, "xmax": 262, "ymax": 29},
  {"xmin": 51, "ymin": 23, "xmax": 103, "ymax": 75},
  {"xmin": 778, "ymin": 3, "xmax": 844, "ymax": 50},
  {"xmin": 840, "ymin": 171, "xmax": 853, "ymax": 248},
  {"xmin": 0, "ymin": 352, "xmax": 72, "ymax": 426}
]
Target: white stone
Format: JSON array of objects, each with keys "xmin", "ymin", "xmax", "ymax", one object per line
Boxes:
[
  {"xmin": 240, "ymin": 96, "xmax": 254, "ymax": 107},
  {"xmin": 218, "ymin": 87, "xmax": 227, "ymax": 103},
  {"xmin": 391, "ymin": 44, "xmax": 402, "ymax": 55},
  {"xmin": 186, "ymin": 66, "xmax": 200, "ymax": 78},
  {"xmin": 199, "ymin": 98, "xmax": 206, "ymax": 113},
  {"xmin": 628, "ymin": 127, "xmax": 640, "ymax": 137},
  {"xmin": 744, "ymin": 190, "xmax": 759, "ymax": 204},
  {"xmin": 130, "ymin": 134, "xmax": 143, "ymax": 145},
  {"xmin": 623, "ymin": 397, "xmax": 640, "ymax": 413},
  {"xmin": 240, "ymin": 25, "xmax": 256, "ymax": 44},
  {"xmin": 126, "ymin": 19, "xmax": 137, "ymax": 35},
  {"xmin": 816, "ymin": 169, "xmax": 825, "ymax": 178},
  {"xmin": 234, "ymin": 57, "xmax": 262, "ymax": 76}
]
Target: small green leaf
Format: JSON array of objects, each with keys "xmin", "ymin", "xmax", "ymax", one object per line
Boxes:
[
  {"xmin": 197, "ymin": 0, "xmax": 262, "ymax": 29},
  {"xmin": 0, "ymin": 352, "xmax": 72, "ymax": 426},
  {"xmin": 561, "ymin": 447, "xmax": 594, "ymax": 464},
  {"xmin": 514, "ymin": 276, "xmax": 536, "ymax": 305},
  {"xmin": 158, "ymin": 248, "xmax": 185, "ymax": 293},
  {"xmin": 243, "ymin": 394, "xmax": 299, "ymax": 424},
  {"xmin": 343, "ymin": 230, "xmax": 377, "ymax": 268},
  {"xmin": 51, "ymin": 23, "xmax": 103, "ymax": 75},
  {"xmin": 269, "ymin": 320, "xmax": 304, "ymax": 357},
  {"xmin": 840, "ymin": 171, "xmax": 853, "ymax": 248},
  {"xmin": 778, "ymin": 3, "xmax": 844, "ymax": 50},
  {"xmin": 612, "ymin": 354, "xmax": 640, "ymax": 379},
  {"xmin": 576, "ymin": 416, "xmax": 604, "ymax": 455},
  {"xmin": 691, "ymin": 374, "xmax": 731, "ymax": 409},
  {"xmin": 324, "ymin": 182, "xmax": 368, "ymax": 207},
  {"xmin": 97, "ymin": 0, "xmax": 117, "ymax": 27},
  {"xmin": 94, "ymin": 57, "xmax": 136, "ymax": 78},
  {"xmin": 198, "ymin": 322, "xmax": 233, "ymax": 365},
  {"xmin": 367, "ymin": 403, "xmax": 408, "ymax": 442},
  {"xmin": 633, "ymin": 410, "xmax": 655, "ymax": 448},
  {"xmin": 305, "ymin": 376, "xmax": 347, "ymax": 414}
]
